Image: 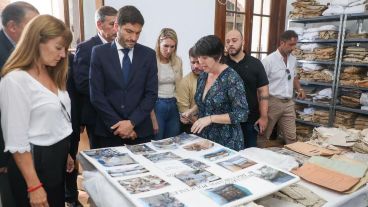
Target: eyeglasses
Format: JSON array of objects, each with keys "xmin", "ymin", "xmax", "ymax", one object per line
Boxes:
[
  {"xmin": 60, "ymin": 101, "xmax": 71, "ymax": 122},
  {"xmin": 285, "ymin": 69, "xmax": 291, "ymax": 80}
]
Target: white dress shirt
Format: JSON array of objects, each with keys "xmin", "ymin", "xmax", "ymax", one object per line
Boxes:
[
  {"xmin": 0, "ymin": 70, "xmax": 72, "ymax": 153},
  {"xmin": 262, "ymin": 49, "xmax": 297, "ymax": 99},
  {"xmin": 97, "ymin": 32, "xmax": 108, "ymax": 44},
  {"xmin": 115, "ymin": 39, "xmax": 134, "ymax": 68}
]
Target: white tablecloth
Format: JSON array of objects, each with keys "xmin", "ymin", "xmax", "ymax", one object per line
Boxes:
[{"xmin": 78, "ymin": 148, "xmax": 368, "ymax": 207}]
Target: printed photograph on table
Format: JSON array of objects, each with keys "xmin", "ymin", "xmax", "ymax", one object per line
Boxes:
[
  {"xmin": 202, "ymin": 184, "xmax": 252, "ymax": 205},
  {"xmin": 251, "ymin": 166, "xmax": 295, "ymax": 185},
  {"xmin": 107, "ymin": 164, "xmax": 149, "ymax": 177},
  {"xmin": 139, "ymin": 192, "xmax": 186, "ymax": 207},
  {"xmin": 174, "ymin": 169, "xmax": 221, "ymax": 187},
  {"xmin": 180, "ymin": 158, "xmax": 209, "ymax": 170},
  {"xmin": 217, "ymin": 156, "xmax": 257, "ymax": 172},
  {"xmin": 144, "ymin": 152, "xmax": 182, "ymax": 163},
  {"xmin": 183, "ymin": 140, "xmax": 214, "ymax": 151},
  {"xmin": 151, "ymin": 138, "xmax": 179, "ymax": 150},
  {"xmin": 126, "ymin": 143, "xmax": 156, "ymax": 155},
  {"xmin": 203, "ymin": 148, "xmax": 234, "ymax": 161},
  {"xmin": 84, "ymin": 148, "xmax": 137, "ymax": 167},
  {"xmin": 84, "ymin": 148, "xmax": 122, "ymax": 157},
  {"xmin": 118, "ymin": 175, "xmax": 170, "ymax": 194},
  {"xmin": 173, "ymin": 133, "xmax": 199, "ymax": 145}
]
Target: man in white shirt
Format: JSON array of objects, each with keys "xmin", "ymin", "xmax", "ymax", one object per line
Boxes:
[{"xmin": 261, "ymin": 30, "xmax": 305, "ymax": 144}]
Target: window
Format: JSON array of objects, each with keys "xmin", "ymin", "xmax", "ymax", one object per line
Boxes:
[
  {"xmin": 215, "ymin": 0, "xmax": 287, "ymax": 59},
  {"xmin": 250, "ymin": 0, "xmax": 270, "ymax": 60}
]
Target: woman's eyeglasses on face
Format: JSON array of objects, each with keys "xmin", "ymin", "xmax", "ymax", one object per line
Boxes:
[
  {"xmin": 286, "ymin": 69, "xmax": 291, "ymax": 80},
  {"xmin": 60, "ymin": 101, "xmax": 71, "ymax": 122}
]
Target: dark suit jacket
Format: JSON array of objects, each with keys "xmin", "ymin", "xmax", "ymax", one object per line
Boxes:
[
  {"xmin": 90, "ymin": 42, "xmax": 158, "ymax": 139},
  {"xmin": 67, "ymin": 53, "xmax": 82, "ymax": 138},
  {"xmin": 67, "ymin": 53, "xmax": 83, "ymax": 157},
  {"xmin": 73, "ymin": 35, "xmax": 102, "ymax": 126},
  {"xmin": 0, "ymin": 30, "xmax": 14, "ymax": 68},
  {"xmin": 0, "ymin": 29, "xmax": 14, "ymax": 167}
]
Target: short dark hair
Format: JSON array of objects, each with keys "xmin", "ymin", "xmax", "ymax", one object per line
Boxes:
[
  {"xmin": 280, "ymin": 30, "xmax": 298, "ymax": 42},
  {"xmin": 117, "ymin": 5, "xmax": 144, "ymax": 26},
  {"xmin": 193, "ymin": 35, "xmax": 225, "ymax": 63},
  {"xmin": 188, "ymin": 46, "xmax": 195, "ymax": 58},
  {"xmin": 1, "ymin": 1, "xmax": 39, "ymax": 27},
  {"xmin": 95, "ymin": 6, "xmax": 117, "ymax": 22}
]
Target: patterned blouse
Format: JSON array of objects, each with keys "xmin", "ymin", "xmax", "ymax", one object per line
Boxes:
[{"xmin": 195, "ymin": 67, "xmax": 248, "ymax": 151}]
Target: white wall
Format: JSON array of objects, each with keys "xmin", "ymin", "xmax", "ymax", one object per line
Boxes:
[
  {"xmin": 83, "ymin": 1, "xmax": 96, "ymax": 40},
  {"xmin": 10, "ymin": 0, "xmax": 64, "ymax": 18},
  {"xmin": 105, "ymin": 0, "xmax": 215, "ymax": 75}
]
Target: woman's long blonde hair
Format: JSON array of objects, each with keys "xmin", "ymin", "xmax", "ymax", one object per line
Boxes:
[
  {"xmin": 2, "ymin": 15, "xmax": 72, "ymax": 90},
  {"xmin": 155, "ymin": 28, "xmax": 180, "ymax": 67}
]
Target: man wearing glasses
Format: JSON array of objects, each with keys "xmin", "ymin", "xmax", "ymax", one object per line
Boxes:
[{"xmin": 261, "ymin": 30, "xmax": 305, "ymax": 144}]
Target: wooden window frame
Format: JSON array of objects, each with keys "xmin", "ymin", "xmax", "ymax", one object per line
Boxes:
[{"xmin": 215, "ymin": 0, "xmax": 286, "ymax": 55}]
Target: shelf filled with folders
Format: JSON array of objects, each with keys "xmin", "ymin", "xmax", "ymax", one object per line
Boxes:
[
  {"xmin": 334, "ymin": 106, "xmax": 368, "ymax": 115},
  {"xmin": 341, "ymin": 62, "xmax": 368, "ymax": 67},
  {"xmin": 295, "ymin": 98, "xmax": 332, "ymax": 128},
  {"xmin": 288, "ymin": 15, "xmax": 342, "ymax": 24},
  {"xmin": 298, "ymin": 39, "xmax": 338, "ymax": 44},
  {"xmin": 295, "ymin": 119, "xmax": 322, "ymax": 127},
  {"xmin": 300, "ymin": 80, "xmax": 332, "ymax": 87},
  {"xmin": 294, "ymin": 99, "xmax": 331, "ymax": 109},
  {"xmin": 297, "ymin": 60, "xmax": 336, "ymax": 65}
]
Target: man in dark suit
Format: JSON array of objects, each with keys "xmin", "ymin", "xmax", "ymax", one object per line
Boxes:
[
  {"xmin": 73, "ymin": 6, "xmax": 117, "ymax": 149},
  {"xmin": 0, "ymin": 2, "xmax": 38, "ymax": 207},
  {"xmin": 90, "ymin": 5, "xmax": 158, "ymax": 147},
  {"xmin": 66, "ymin": 53, "xmax": 83, "ymax": 207}
]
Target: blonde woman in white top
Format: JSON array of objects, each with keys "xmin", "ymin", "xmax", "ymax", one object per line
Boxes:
[
  {"xmin": 0, "ymin": 15, "xmax": 74, "ymax": 207},
  {"xmin": 151, "ymin": 28, "xmax": 183, "ymax": 140}
]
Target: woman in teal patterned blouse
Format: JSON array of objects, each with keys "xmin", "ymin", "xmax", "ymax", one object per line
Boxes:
[{"xmin": 182, "ymin": 35, "xmax": 248, "ymax": 151}]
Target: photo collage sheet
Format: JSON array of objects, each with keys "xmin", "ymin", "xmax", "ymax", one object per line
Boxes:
[{"xmin": 81, "ymin": 133, "xmax": 299, "ymax": 207}]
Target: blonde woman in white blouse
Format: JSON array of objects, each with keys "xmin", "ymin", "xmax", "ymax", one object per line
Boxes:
[
  {"xmin": 0, "ymin": 15, "xmax": 74, "ymax": 207},
  {"xmin": 151, "ymin": 28, "xmax": 183, "ymax": 140}
]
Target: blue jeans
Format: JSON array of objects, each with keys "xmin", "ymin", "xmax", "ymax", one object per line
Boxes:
[
  {"xmin": 154, "ymin": 98, "xmax": 180, "ymax": 140},
  {"xmin": 242, "ymin": 122, "xmax": 258, "ymax": 148}
]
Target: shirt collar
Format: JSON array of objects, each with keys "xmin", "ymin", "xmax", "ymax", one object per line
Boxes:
[
  {"xmin": 3, "ymin": 30, "xmax": 16, "ymax": 46},
  {"xmin": 97, "ymin": 32, "xmax": 108, "ymax": 44},
  {"xmin": 276, "ymin": 49, "xmax": 291, "ymax": 61},
  {"xmin": 114, "ymin": 38, "xmax": 134, "ymax": 53}
]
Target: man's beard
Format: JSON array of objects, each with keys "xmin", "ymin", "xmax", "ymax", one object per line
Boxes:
[{"xmin": 229, "ymin": 48, "xmax": 241, "ymax": 57}]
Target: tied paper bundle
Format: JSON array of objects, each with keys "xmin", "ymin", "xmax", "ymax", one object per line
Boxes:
[
  {"xmin": 292, "ymin": 155, "xmax": 367, "ymax": 193},
  {"xmin": 346, "ymin": 32, "xmax": 368, "ymax": 39},
  {"xmin": 314, "ymin": 46, "xmax": 336, "ymax": 61},
  {"xmin": 312, "ymin": 127, "xmax": 360, "ymax": 147},
  {"xmin": 296, "ymin": 124, "xmax": 314, "ymax": 141},
  {"xmin": 343, "ymin": 46, "xmax": 368, "ymax": 63},
  {"xmin": 319, "ymin": 30, "xmax": 338, "ymax": 40},
  {"xmin": 339, "ymin": 66, "xmax": 366, "ymax": 86},
  {"xmin": 312, "ymin": 109, "xmax": 329, "ymax": 125},
  {"xmin": 339, "ymin": 88, "xmax": 362, "ymax": 108},
  {"xmin": 333, "ymin": 111, "xmax": 357, "ymax": 128},
  {"xmin": 289, "ymin": 0, "xmax": 327, "ymax": 19}
]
